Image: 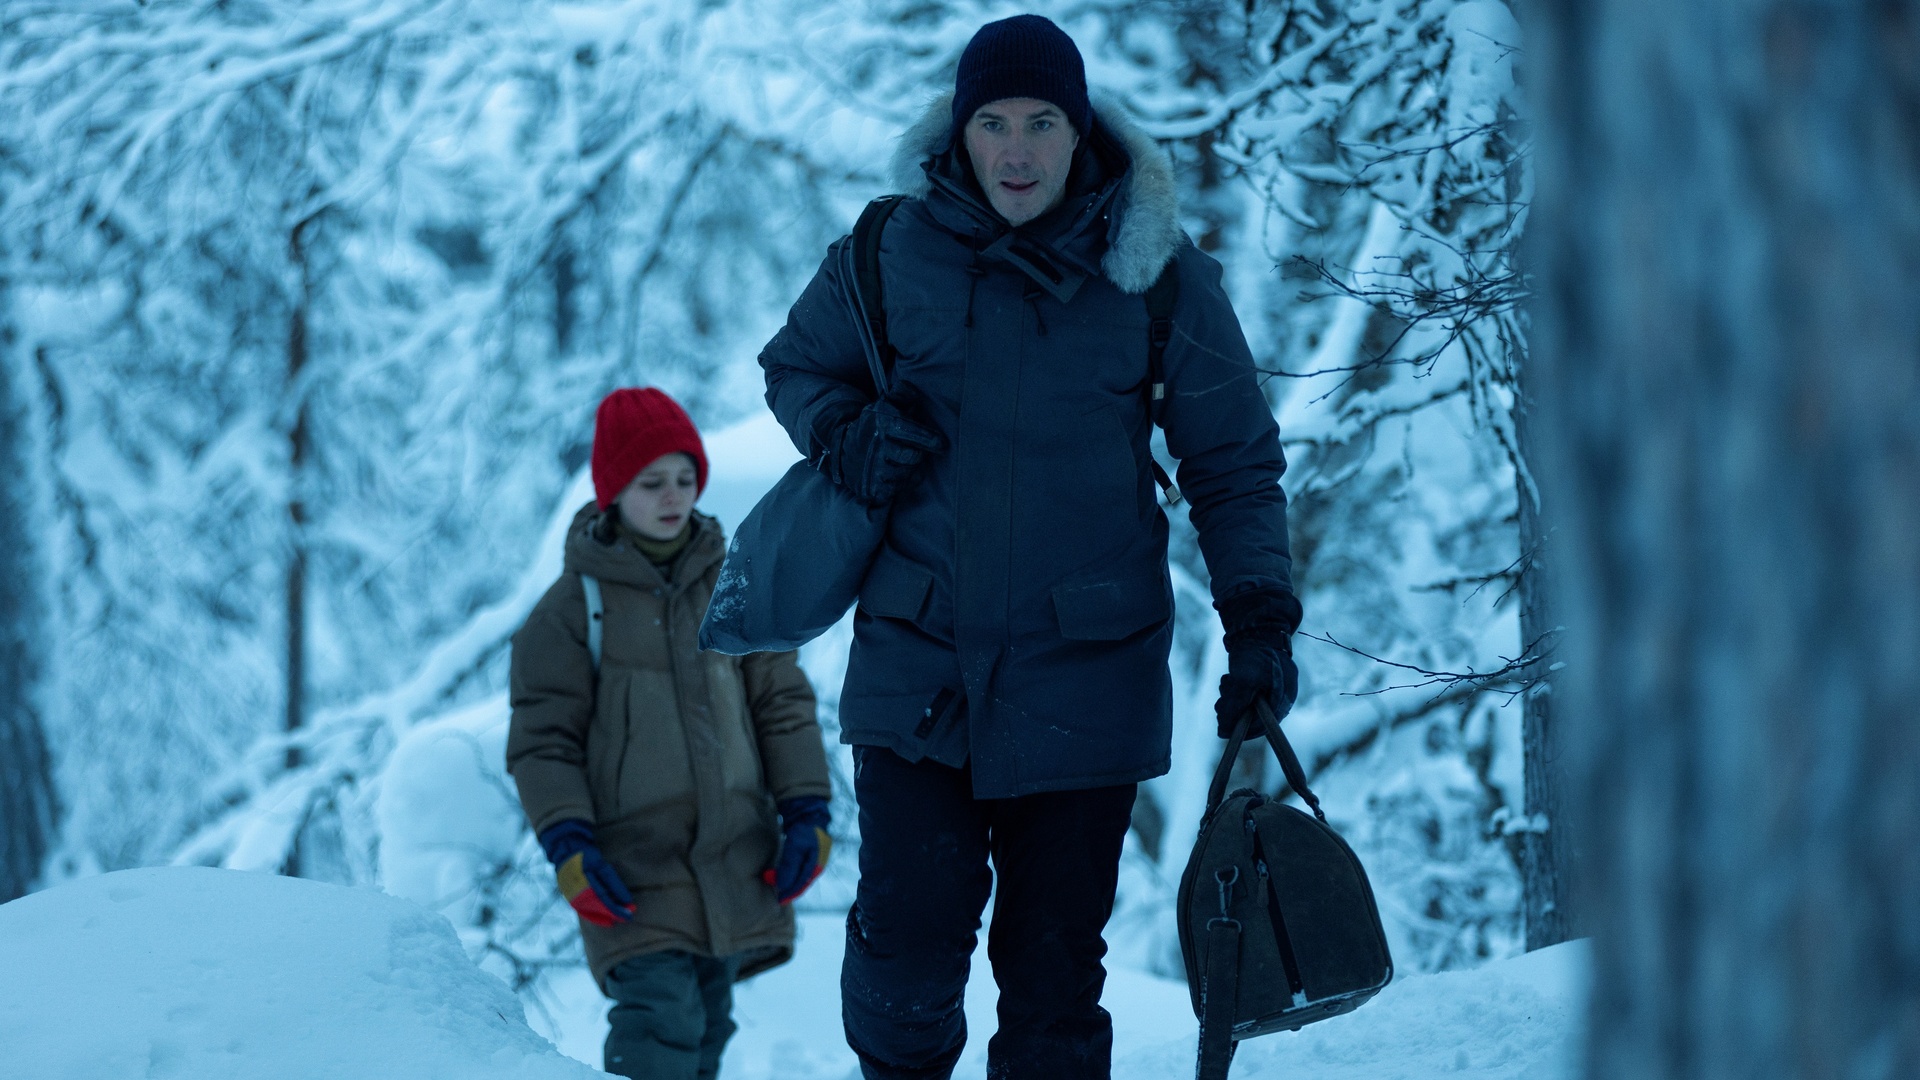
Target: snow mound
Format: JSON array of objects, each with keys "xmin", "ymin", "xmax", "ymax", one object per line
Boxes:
[
  {"xmin": 1114, "ymin": 938, "xmax": 1589, "ymax": 1080},
  {"xmin": 377, "ymin": 695, "xmax": 521, "ymax": 917},
  {"xmin": 0, "ymin": 867, "xmax": 599, "ymax": 1080}
]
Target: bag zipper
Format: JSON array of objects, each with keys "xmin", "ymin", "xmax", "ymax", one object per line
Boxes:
[{"xmin": 1250, "ymin": 823, "xmax": 1309, "ymax": 1007}]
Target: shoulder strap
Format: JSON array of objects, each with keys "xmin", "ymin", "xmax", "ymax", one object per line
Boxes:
[
  {"xmin": 852, "ymin": 195, "xmax": 908, "ymax": 386},
  {"xmin": 580, "ymin": 573, "xmax": 604, "ymax": 675},
  {"xmin": 1195, "ymin": 890, "xmax": 1243, "ymax": 1080},
  {"xmin": 1144, "ymin": 258, "xmax": 1182, "ymax": 504}
]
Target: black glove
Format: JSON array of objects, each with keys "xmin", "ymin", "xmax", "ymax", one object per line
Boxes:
[
  {"xmin": 811, "ymin": 395, "xmax": 945, "ymax": 506},
  {"xmin": 1214, "ymin": 587, "xmax": 1303, "ymax": 738}
]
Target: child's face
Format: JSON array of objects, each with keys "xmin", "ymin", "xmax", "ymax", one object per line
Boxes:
[{"xmin": 616, "ymin": 453, "xmax": 699, "ymax": 541}]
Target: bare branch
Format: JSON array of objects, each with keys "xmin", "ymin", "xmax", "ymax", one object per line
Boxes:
[{"xmin": 1301, "ymin": 628, "xmax": 1559, "ymax": 705}]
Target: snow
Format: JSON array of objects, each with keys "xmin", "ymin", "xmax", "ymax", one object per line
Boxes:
[
  {"xmin": 376, "ymin": 696, "xmax": 523, "ymax": 920},
  {"xmin": 0, "ymin": 867, "xmax": 599, "ymax": 1080},
  {"xmin": 2, "ymin": 816, "xmax": 1582, "ymax": 1080},
  {"xmin": 324, "ymin": 683, "xmax": 1583, "ymax": 1080},
  {"xmin": 728, "ymin": 915, "xmax": 1201, "ymax": 1079},
  {"xmin": 1115, "ymin": 940, "xmax": 1588, "ymax": 1080},
  {"xmin": 524, "ymin": 912, "xmax": 1587, "ymax": 1079},
  {"xmin": 698, "ymin": 409, "xmax": 805, "ymax": 535}
]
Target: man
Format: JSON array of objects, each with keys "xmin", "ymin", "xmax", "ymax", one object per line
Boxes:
[{"xmin": 758, "ymin": 14, "xmax": 1301, "ymax": 1079}]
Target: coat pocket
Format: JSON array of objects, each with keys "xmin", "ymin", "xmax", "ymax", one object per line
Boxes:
[
  {"xmin": 1052, "ymin": 568, "xmax": 1172, "ymax": 641},
  {"xmin": 858, "ymin": 548, "xmax": 934, "ymax": 623},
  {"xmin": 614, "ymin": 668, "xmax": 695, "ymax": 815}
]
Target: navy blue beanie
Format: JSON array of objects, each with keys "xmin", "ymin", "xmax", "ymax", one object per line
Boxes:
[{"xmin": 951, "ymin": 15, "xmax": 1092, "ymax": 142}]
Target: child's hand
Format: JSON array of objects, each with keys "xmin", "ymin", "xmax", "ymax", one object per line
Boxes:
[
  {"xmin": 763, "ymin": 796, "xmax": 833, "ymax": 904},
  {"xmin": 538, "ymin": 819, "xmax": 636, "ymax": 927}
]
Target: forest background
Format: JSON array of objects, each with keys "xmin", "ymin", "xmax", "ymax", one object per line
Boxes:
[{"xmin": 0, "ymin": 0, "xmax": 1541, "ymax": 1029}]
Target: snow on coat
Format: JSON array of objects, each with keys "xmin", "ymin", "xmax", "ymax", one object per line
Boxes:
[
  {"xmin": 759, "ymin": 94, "xmax": 1296, "ymax": 799},
  {"xmin": 506, "ymin": 506, "xmax": 832, "ymax": 987}
]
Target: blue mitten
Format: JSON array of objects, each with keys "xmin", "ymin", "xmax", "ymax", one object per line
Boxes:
[
  {"xmin": 537, "ymin": 819, "xmax": 635, "ymax": 927},
  {"xmin": 762, "ymin": 796, "xmax": 832, "ymax": 905}
]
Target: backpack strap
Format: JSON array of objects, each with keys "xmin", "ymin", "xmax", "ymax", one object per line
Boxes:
[
  {"xmin": 1144, "ymin": 259, "xmax": 1182, "ymax": 504},
  {"xmin": 1145, "ymin": 258, "xmax": 1180, "ymax": 411},
  {"xmin": 580, "ymin": 573, "xmax": 604, "ymax": 675},
  {"xmin": 852, "ymin": 195, "xmax": 908, "ymax": 387}
]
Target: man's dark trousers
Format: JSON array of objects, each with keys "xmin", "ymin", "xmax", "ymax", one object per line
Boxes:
[{"xmin": 842, "ymin": 746, "xmax": 1137, "ymax": 1080}]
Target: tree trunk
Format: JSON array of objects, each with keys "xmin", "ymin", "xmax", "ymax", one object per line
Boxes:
[
  {"xmin": 284, "ymin": 224, "xmax": 312, "ymax": 878},
  {"xmin": 1514, "ymin": 363, "xmax": 1578, "ymax": 951},
  {"xmin": 0, "ymin": 298, "xmax": 60, "ymax": 901},
  {"xmin": 1527, "ymin": 2, "xmax": 1920, "ymax": 1077}
]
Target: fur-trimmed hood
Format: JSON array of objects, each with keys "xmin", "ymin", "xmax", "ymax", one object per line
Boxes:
[{"xmin": 887, "ymin": 92, "xmax": 1183, "ymax": 294}]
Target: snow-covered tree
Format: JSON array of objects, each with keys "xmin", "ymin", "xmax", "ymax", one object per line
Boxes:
[
  {"xmin": 6, "ymin": 0, "xmax": 1554, "ymax": 999},
  {"xmin": 1089, "ymin": 0, "xmax": 1537, "ymax": 967},
  {"xmin": 3, "ymin": 0, "xmax": 496, "ymax": 873},
  {"xmin": 0, "ymin": 0, "xmax": 856, "ymax": 879}
]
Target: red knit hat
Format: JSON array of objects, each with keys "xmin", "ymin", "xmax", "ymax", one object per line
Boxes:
[{"xmin": 591, "ymin": 388, "xmax": 708, "ymax": 509}]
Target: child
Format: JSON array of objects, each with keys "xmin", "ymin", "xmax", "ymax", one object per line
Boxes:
[{"xmin": 507, "ymin": 387, "xmax": 833, "ymax": 1080}]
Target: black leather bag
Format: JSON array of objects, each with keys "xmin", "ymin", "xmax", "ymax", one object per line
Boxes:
[{"xmin": 1177, "ymin": 703, "xmax": 1394, "ymax": 1079}]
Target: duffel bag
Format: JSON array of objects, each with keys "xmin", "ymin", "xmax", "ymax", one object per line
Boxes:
[{"xmin": 1177, "ymin": 702, "xmax": 1394, "ymax": 1079}]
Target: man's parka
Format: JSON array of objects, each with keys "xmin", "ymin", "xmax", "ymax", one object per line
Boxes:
[{"xmin": 759, "ymin": 94, "xmax": 1296, "ymax": 799}]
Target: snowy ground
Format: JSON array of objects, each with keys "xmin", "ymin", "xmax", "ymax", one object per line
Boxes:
[
  {"xmin": 531, "ymin": 913, "xmax": 1587, "ymax": 1080},
  {"xmin": 0, "ymin": 868, "xmax": 597, "ymax": 1080},
  {"xmin": 0, "ymin": 867, "xmax": 1584, "ymax": 1080}
]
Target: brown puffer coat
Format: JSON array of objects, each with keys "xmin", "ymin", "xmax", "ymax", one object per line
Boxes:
[{"xmin": 507, "ymin": 505, "xmax": 831, "ymax": 987}]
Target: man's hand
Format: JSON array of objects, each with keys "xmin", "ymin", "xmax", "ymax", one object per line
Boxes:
[
  {"xmin": 1213, "ymin": 587, "xmax": 1302, "ymax": 738},
  {"xmin": 537, "ymin": 819, "xmax": 635, "ymax": 927},
  {"xmin": 762, "ymin": 796, "xmax": 833, "ymax": 905},
  {"xmin": 811, "ymin": 396, "xmax": 945, "ymax": 506}
]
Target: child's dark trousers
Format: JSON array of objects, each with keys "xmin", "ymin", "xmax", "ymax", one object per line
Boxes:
[{"xmin": 604, "ymin": 950, "xmax": 741, "ymax": 1080}]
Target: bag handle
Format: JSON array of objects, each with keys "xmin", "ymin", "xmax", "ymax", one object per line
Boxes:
[{"xmin": 1204, "ymin": 700, "xmax": 1326, "ymax": 824}]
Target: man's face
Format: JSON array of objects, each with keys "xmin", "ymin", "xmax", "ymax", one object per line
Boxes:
[{"xmin": 963, "ymin": 98, "xmax": 1080, "ymax": 227}]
